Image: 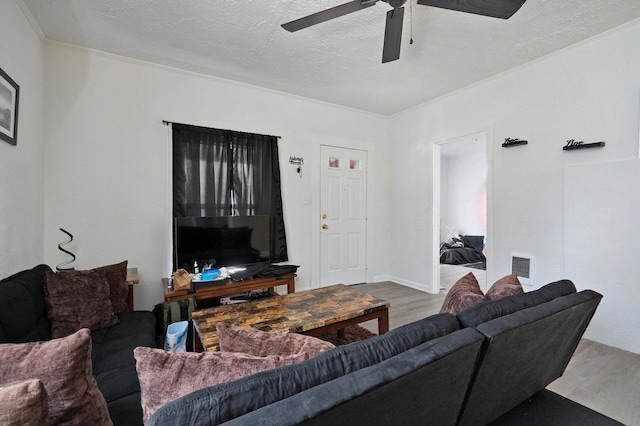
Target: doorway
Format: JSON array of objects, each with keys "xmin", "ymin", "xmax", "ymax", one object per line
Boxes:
[
  {"xmin": 319, "ymin": 145, "xmax": 368, "ymax": 287},
  {"xmin": 434, "ymin": 133, "xmax": 488, "ymax": 292}
]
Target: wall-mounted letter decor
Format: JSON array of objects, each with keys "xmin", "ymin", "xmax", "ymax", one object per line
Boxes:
[
  {"xmin": 502, "ymin": 137, "xmax": 528, "ymax": 148},
  {"xmin": 563, "ymin": 139, "xmax": 605, "ymax": 151},
  {"xmin": 289, "ymin": 156, "xmax": 304, "ymax": 165},
  {"xmin": 0, "ymin": 67, "xmax": 19, "ymax": 146}
]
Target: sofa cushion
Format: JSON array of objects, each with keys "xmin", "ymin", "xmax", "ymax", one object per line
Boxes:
[
  {"xmin": 91, "ymin": 311, "xmax": 157, "ymax": 403},
  {"xmin": 0, "ymin": 379, "xmax": 48, "ymax": 426},
  {"xmin": 440, "ymin": 273, "xmax": 485, "ymax": 314},
  {"xmin": 0, "ymin": 328, "xmax": 112, "ymax": 425},
  {"xmin": 44, "ymin": 270, "xmax": 118, "ymax": 338},
  {"xmin": 148, "ymin": 313, "xmax": 460, "ymax": 426},
  {"xmin": 457, "ymin": 279, "xmax": 577, "ymax": 328},
  {"xmin": 486, "ymin": 274, "xmax": 523, "ymax": 300},
  {"xmin": 106, "ymin": 393, "xmax": 144, "ymax": 426},
  {"xmin": 489, "ymin": 389, "xmax": 625, "ymax": 426},
  {"xmin": 135, "ymin": 347, "xmax": 308, "ymax": 423},
  {"xmin": 201, "ymin": 328, "xmax": 485, "ymax": 426},
  {"xmin": 216, "ymin": 323, "xmax": 335, "ymax": 357},
  {"xmin": 0, "ymin": 264, "xmax": 52, "ymax": 343},
  {"xmin": 91, "ymin": 311, "xmax": 157, "ymax": 374},
  {"xmin": 457, "ymin": 290, "xmax": 602, "ymax": 426},
  {"xmin": 63, "ymin": 261, "xmax": 129, "ymax": 314}
]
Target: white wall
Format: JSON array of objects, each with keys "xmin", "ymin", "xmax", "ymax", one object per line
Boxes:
[
  {"xmin": 0, "ymin": 1, "xmax": 45, "ymax": 276},
  {"xmin": 441, "ymin": 143, "xmax": 487, "ymax": 238},
  {"xmin": 389, "ymin": 19, "xmax": 640, "ymax": 353},
  {"xmin": 565, "ymin": 159, "xmax": 640, "ymax": 354},
  {"xmin": 42, "ymin": 43, "xmax": 389, "ymax": 310}
]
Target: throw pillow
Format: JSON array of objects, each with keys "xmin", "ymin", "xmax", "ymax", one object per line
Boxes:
[
  {"xmin": 61, "ymin": 261, "xmax": 129, "ymax": 314},
  {"xmin": 486, "ymin": 274, "xmax": 524, "ymax": 300},
  {"xmin": 44, "ymin": 270, "xmax": 118, "ymax": 338},
  {"xmin": 440, "ymin": 272, "xmax": 486, "ymax": 315},
  {"xmin": 134, "ymin": 347, "xmax": 308, "ymax": 423},
  {"xmin": 0, "ymin": 379, "xmax": 48, "ymax": 426},
  {"xmin": 0, "ymin": 328, "xmax": 112, "ymax": 425},
  {"xmin": 92, "ymin": 261, "xmax": 129, "ymax": 313},
  {"xmin": 216, "ymin": 324, "xmax": 335, "ymax": 357}
]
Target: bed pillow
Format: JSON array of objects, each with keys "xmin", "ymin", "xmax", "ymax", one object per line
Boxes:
[
  {"xmin": 0, "ymin": 329, "xmax": 112, "ymax": 425},
  {"xmin": 216, "ymin": 324, "xmax": 335, "ymax": 357},
  {"xmin": 440, "ymin": 272, "xmax": 486, "ymax": 315},
  {"xmin": 0, "ymin": 379, "xmax": 48, "ymax": 426},
  {"xmin": 460, "ymin": 235, "xmax": 484, "ymax": 253},
  {"xmin": 44, "ymin": 270, "xmax": 118, "ymax": 338},
  {"xmin": 486, "ymin": 274, "xmax": 524, "ymax": 300},
  {"xmin": 134, "ymin": 347, "xmax": 307, "ymax": 423}
]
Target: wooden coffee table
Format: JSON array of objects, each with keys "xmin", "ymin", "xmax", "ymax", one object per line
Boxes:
[{"xmin": 192, "ymin": 284, "xmax": 390, "ymax": 351}]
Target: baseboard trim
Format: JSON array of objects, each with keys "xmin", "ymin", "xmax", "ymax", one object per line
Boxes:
[{"xmin": 386, "ymin": 276, "xmax": 434, "ymax": 294}]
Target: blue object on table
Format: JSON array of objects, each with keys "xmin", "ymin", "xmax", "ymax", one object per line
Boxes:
[{"xmin": 201, "ymin": 269, "xmax": 221, "ymax": 281}]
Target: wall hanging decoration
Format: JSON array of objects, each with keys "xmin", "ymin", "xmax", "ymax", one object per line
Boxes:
[
  {"xmin": 562, "ymin": 139, "xmax": 605, "ymax": 151},
  {"xmin": 0, "ymin": 67, "xmax": 19, "ymax": 146},
  {"xmin": 289, "ymin": 156, "xmax": 304, "ymax": 165},
  {"xmin": 289, "ymin": 156, "xmax": 304, "ymax": 178},
  {"xmin": 56, "ymin": 228, "xmax": 76, "ymax": 271},
  {"xmin": 502, "ymin": 137, "xmax": 528, "ymax": 148}
]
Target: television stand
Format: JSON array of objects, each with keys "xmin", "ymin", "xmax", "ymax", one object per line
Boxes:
[{"xmin": 164, "ymin": 273, "xmax": 296, "ymax": 303}]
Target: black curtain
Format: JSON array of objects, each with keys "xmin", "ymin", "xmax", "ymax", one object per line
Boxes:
[{"xmin": 172, "ymin": 123, "xmax": 288, "ymax": 262}]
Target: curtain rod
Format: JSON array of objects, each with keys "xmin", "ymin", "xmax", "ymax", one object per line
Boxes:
[{"xmin": 162, "ymin": 120, "xmax": 281, "ymax": 139}]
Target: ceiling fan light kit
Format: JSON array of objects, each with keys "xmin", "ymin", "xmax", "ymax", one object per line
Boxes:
[{"xmin": 281, "ymin": 0, "xmax": 527, "ymax": 63}]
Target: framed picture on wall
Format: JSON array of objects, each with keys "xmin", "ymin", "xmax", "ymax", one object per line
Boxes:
[{"xmin": 0, "ymin": 67, "xmax": 19, "ymax": 146}]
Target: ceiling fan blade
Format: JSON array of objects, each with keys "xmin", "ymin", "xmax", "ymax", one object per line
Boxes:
[
  {"xmin": 417, "ymin": 0, "xmax": 526, "ymax": 19},
  {"xmin": 382, "ymin": 7, "xmax": 404, "ymax": 63},
  {"xmin": 282, "ymin": 0, "xmax": 378, "ymax": 32}
]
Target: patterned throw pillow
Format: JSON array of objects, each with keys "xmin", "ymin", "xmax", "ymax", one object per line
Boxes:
[
  {"xmin": 216, "ymin": 323, "xmax": 335, "ymax": 357},
  {"xmin": 0, "ymin": 379, "xmax": 48, "ymax": 426},
  {"xmin": 134, "ymin": 347, "xmax": 308, "ymax": 423},
  {"xmin": 60, "ymin": 261, "xmax": 129, "ymax": 313},
  {"xmin": 440, "ymin": 272, "xmax": 486, "ymax": 314},
  {"xmin": 91, "ymin": 261, "xmax": 129, "ymax": 313},
  {"xmin": 486, "ymin": 274, "xmax": 524, "ymax": 300},
  {"xmin": 0, "ymin": 329, "xmax": 112, "ymax": 425},
  {"xmin": 44, "ymin": 270, "xmax": 118, "ymax": 338}
]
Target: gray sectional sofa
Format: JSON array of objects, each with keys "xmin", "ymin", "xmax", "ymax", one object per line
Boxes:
[
  {"xmin": 0, "ymin": 264, "xmax": 157, "ymax": 425},
  {"xmin": 150, "ymin": 279, "xmax": 622, "ymax": 426}
]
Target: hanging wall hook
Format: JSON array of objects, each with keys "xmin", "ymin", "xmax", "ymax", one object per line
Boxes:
[{"xmin": 290, "ymin": 156, "xmax": 304, "ymax": 178}]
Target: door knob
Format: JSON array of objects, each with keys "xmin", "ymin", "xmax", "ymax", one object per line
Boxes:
[
  {"xmin": 321, "ymin": 214, "xmax": 327, "ymax": 219},
  {"xmin": 322, "ymin": 224, "xmax": 329, "ymax": 229}
]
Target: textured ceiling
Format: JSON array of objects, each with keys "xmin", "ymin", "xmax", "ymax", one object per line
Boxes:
[{"xmin": 20, "ymin": 0, "xmax": 640, "ymax": 115}]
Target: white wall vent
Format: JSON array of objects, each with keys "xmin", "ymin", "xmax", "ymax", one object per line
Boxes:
[{"xmin": 511, "ymin": 254, "xmax": 534, "ymax": 286}]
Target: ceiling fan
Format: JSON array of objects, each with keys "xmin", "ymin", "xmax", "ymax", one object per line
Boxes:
[{"xmin": 281, "ymin": 0, "xmax": 527, "ymax": 63}]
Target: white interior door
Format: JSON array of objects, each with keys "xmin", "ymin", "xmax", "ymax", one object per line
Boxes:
[{"xmin": 320, "ymin": 145, "xmax": 367, "ymax": 286}]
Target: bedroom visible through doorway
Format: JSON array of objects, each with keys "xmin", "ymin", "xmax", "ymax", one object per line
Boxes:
[{"xmin": 436, "ymin": 133, "xmax": 487, "ymax": 291}]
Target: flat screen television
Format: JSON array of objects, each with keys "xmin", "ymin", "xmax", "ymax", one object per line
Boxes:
[{"xmin": 174, "ymin": 215, "xmax": 271, "ymax": 271}]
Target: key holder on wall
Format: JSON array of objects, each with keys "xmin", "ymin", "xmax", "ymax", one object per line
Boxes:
[{"xmin": 289, "ymin": 156, "xmax": 304, "ymax": 178}]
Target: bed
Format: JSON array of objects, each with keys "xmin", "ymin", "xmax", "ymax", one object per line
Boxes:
[{"xmin": 440, "ymin": 235, "xmax": 485, "ymax": 265}]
